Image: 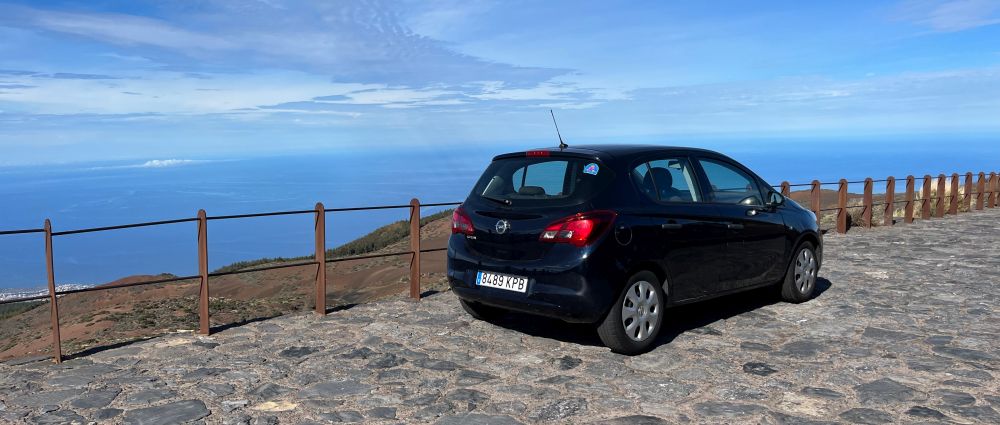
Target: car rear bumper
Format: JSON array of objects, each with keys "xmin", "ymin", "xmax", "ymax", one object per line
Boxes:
[{"xmin": 447, "ymin": 235, "xmax": 618, "ymax": 323}]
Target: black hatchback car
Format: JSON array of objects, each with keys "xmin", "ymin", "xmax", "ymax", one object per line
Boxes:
[{"xmin": 447, "ymin": 145, "xmax": 821, "ymax": 354}]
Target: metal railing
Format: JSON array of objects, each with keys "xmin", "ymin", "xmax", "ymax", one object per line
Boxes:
[
  {"xmin": 0, "ymin": 198, "xmax": 460, "ymax": 363},
  {"xmin": 776, "ymin": 171, "xmax": 1000, "ymax": 234},
  {"xmin": 1, "ymin": 170, "xmax": 999, "ymax": 364}
]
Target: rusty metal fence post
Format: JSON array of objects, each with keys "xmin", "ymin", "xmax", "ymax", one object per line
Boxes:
[
  {"xmin": 991, "ymin": 172, "xmax": 999, "ymax": 208},
  {"xmin": 780, "ymin": 181, "xmax": 790, "ymax": 197},
  {"xmin": 963, "ymin": 172, "xmax": 973, "ymax": 212},
  {"xmin": 863, "ymin": 177, "xmax": 873, "ymax": 228},
  {"xmin": 197, "ymin": 210, "xmax": 210, "ymax": 335},
  {"xmin": 315, "ymin": 203, "xmax": 326, "ymax": 315},
  {"xmin": 935, "ymin": 174, "xmax": 946, "ymax": 217},
  {"xmin": 884, "ymin": 177, "xmax": 895, "ymax": 226},
  {"xmin": 993, "ymin": 173, "xmax": 1000, "ymax": 207},
  {"xmin": 905, "ymin": 175, "xmax": 915, "ymax": 224},
  {"xmin": 810, "ymin": 180, "xmax": 821, "ymax": 226},
  {"xmin": 921, "ymin": 175, "xmax": 932, "ymax": 219},
  {"xmin": 977, "ymin": 172, "xmax": 986, "ymax": 210},
  {"xmin": 44, "ymin": 219, "xmax": 62, "ymax": 364},
  {"xmin": 948, "ymin": 173, "xmax": 959, "ymax": 215},
  {"xmin": 980, "ymin": 172, "xmax": 988, "ymax": 209},
  {"xmin": 837, "ymin": 179, "xmax": 848, "ymax": 233},
  {"xmin": 409, "ymin": 198, "xmax": 421, "ymax": 300}
]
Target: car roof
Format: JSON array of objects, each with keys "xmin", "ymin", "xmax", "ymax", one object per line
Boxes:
[
  {"xmin": 495, "ymin": 144, "xmax": 726, "ymax": 161},
  {"xmin": 570, "ymin": 144, "xmax": 722, "ymax": 157}
]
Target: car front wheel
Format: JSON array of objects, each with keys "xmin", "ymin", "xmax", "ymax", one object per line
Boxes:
[
  {"xmin": 597, "ymin": 271, "xmax": 665, "ymax": 355},
  {"xmin": 781, "ymin": 242, "xmax": 818, "ymax": 303}
]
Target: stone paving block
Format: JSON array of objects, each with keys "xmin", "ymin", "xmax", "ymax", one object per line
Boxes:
[{"xmin": 121, "ymin": 400, "xmax": 210, "ymax": 425}]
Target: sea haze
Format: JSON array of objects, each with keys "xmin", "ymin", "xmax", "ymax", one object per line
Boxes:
[
  {"xmin": 1, "ymin": 140, "xmax": 996, "ymax": 290},
  {"xmin": 0, "ymin": 150, "xmax": 491, "ymax": 290}
]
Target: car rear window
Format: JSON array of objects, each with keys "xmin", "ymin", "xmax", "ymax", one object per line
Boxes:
[{"xmin": 471, "ymin": 157, "xmax": 614, "ymax": 208}]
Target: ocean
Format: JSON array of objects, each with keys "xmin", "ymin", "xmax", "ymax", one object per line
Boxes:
[{"xmin": 2, "ymin": 139, "xmax": 997, "ymax": 291}]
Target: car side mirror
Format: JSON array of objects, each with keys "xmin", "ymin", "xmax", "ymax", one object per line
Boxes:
[{"xmin": 767, "ymin": 191, "xmax": 784, "ymax": 207}]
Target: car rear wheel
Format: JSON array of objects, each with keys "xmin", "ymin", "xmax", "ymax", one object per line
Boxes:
[
  {"xmin": 781, "ymin": 242, "xmax": 818, "ymax": 303},
  {"xmin": 459, "ymin": 299, "xmax": 505, "ymax": 321},
  {"xmin": 597, "ymin": 271, "xmax": 664, "ymax": 355}
]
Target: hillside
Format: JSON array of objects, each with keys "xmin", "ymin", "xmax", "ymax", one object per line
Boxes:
[
  {"xmin": 0, "ymin": 212, "xmax": 454, "ymax": 361},
  {"xmin": 213, "ymin": 209, "xmax": 452, "ymax": 274}
]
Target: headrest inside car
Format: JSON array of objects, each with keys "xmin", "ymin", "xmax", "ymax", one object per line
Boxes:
[
  {"xmin": 643, "ymin": 168, "xmax": 673, "ymax": 192},
  {"xmin": 518, "ymin": 186, "xmax": 545, "ymax": 196}
]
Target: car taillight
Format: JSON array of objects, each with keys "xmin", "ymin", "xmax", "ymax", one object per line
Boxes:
[
  {"xmin": 452, "ymin": 206, "xmax": 475, "ymax": 235},
  {"xmin": 539, "ymin": 210, "xmax": 617, "ymax": 247}
]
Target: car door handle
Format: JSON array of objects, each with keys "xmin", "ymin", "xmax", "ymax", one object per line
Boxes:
[
  {"xmin": 727, "ymin": 223, "xmax": 745, "ymax": 230},
  {"xmin": 661, "ymin": 222, "xmax": 684, "ymax": 229}
]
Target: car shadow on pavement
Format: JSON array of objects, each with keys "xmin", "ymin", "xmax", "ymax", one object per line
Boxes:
[
  {"xmin": 653, "ymin": 277, "xmax": 832, "ymax": 347},
  {"xmin": 484, "ymin": 277, "xmax": 833, "ymax": 352}
]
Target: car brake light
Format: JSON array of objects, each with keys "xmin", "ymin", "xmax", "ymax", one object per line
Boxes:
[
  {"xmin": 452, "ymin": 206, "xmax": 475, "ymax": 236},
  {"xmin": 526, "ymin": 150, "xmax": 550, "ymax": 157},
  {"xmin": 539, "ymin": 210, "xmax": 617, "ymax": 247}
]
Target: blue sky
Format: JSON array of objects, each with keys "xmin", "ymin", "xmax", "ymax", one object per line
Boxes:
[{"xmin": 0, "ymin": 0, "xmax": 998, "ymax": 165}]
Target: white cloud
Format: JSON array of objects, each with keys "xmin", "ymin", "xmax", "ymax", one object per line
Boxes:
[
  {"xmin": 99, "ymin": 52, "xmax": 159, "ymax": 65},
  {"xmin": 0, "ymin": 1, "xmax": 590, "ymax": 122},
  {"xmin": 1, "ymin": 2, "xmax": 565, "ymax": 87},
  {"xmin": 84, "ymin": 159, "xmax": 214, "ymax": 171},
  {"xmin": 136, "ymin": 159, "xmax": 199, "ymax": 168},
  {"xmin": 536, "ymin": 101, "xmax": 602, "ymax": 110},
  {"xmin": 30, "ymin": 9, "xmax": 236, "ymax": 51},
  {"xmin": 0, "ymin": 0, "xmax": 997, "ymax": 167},
  {"xmin": 896, "ymin": 0, "xmax": 1000, "ymax": 31},
  {"xmin": 338, "ymin": 87, "xmax": 460, "ymax": 105},
  {"xmin": 605, "ymin": 67, "xmax": 1000, "ymax": 135},
  {"xmin": 403, "ymin": 0, "xmax": 497, "ymax": 39},
  {"xmin": 471, "ymin": 81, "xmax": 587, "ymax": 101},
  {"xmin": 0, "ymin": 70, "xmax": 378, "ymax": 116},
  {"xmin": 414, "ymin": 99, "xmax": 470, "ymax": 106},
  {"xmin": 0, "ymin": 70, "xmax": 615, "ymax": 117}
]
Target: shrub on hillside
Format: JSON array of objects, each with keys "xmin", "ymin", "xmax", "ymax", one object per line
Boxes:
[
  {"xmin": 212, "ymin": 209, "xmax": 453, "ymax": 274},
  {"xmin": 0, "ymin": 301, "xmax": 44, "ymax": 321}
]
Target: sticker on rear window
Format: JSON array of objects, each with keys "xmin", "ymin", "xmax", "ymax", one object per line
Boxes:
[{"xmin": 583, "ymin": 163, "xmax": 599, "ymax": 175}]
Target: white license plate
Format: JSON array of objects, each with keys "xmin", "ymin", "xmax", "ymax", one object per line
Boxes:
[{"xmin": 476, "ymin": 271, "xmax": 529, "ymax": 293}]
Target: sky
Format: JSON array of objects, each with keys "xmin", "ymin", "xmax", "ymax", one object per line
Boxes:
[{"xmin": 0, "ymin": 0, "xmax": 999, "ymax": 166}]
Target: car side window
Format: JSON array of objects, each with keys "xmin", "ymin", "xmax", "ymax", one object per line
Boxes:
[
  {"xmin": 631, "ymin": 158, "xmax": 700, "ymax": 202},
  {"xmin": 697, "ymin": 158, "xmax": 763, "ymax": 205}
]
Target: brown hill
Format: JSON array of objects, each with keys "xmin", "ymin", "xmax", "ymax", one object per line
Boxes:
[{"xmin": 0, "ymin": 216, "xmax": 453, "ymax": 361}]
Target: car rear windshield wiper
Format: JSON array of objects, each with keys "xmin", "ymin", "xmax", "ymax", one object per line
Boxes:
[{"xmin": 482, "ymin": 195, "xmax": 512, "ymax": 206}]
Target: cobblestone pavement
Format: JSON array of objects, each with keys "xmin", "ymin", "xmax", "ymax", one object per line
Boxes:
[{"xmin": 2, "ymin": 208, "xmax": 999, "ymax": 424}]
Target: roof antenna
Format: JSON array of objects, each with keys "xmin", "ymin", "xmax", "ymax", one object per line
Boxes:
[{"xmin": 550, "ymin": 109, "xmax": 568, "ymax": 150}]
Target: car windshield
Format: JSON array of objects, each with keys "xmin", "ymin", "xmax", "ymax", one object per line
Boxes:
[{"xmin": 471, "ymin": 156, "xmax": 614, "ymax": 208}]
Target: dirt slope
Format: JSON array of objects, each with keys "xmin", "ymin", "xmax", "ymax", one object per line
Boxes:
[{"xmin": 0, "ymin": 217, "xmax": 452, "ymax": 361}]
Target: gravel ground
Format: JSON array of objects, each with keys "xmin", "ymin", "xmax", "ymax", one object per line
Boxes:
[{"xmin": 1, "ymin": 208, "xmax": 999, "ymax": 424}]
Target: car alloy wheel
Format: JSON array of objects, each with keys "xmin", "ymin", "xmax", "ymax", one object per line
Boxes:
[
  {"xmin": 794, "ymin": 247, "xmax": 817, "ymax": 294},
  {"xmin": 621, "ymin": 280, "xmax": 660, "ymax": 342}
]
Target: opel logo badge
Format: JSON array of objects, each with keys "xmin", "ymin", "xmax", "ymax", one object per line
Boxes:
[{"xmin": 495, "ymin": 219, "xmax": 511, "ymax": 235}]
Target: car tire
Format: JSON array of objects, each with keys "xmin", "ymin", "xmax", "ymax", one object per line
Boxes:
[
  {"xmin": 781, "ymin": 242, "xmax": 818, "ymax": 303},
  {"xmin": 597, "ymin": 271, "xmax": 665, "ymax": 355},
  {"xmin": 459, "ymin": 299, "xmax": 505, "ymax": 321}
]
